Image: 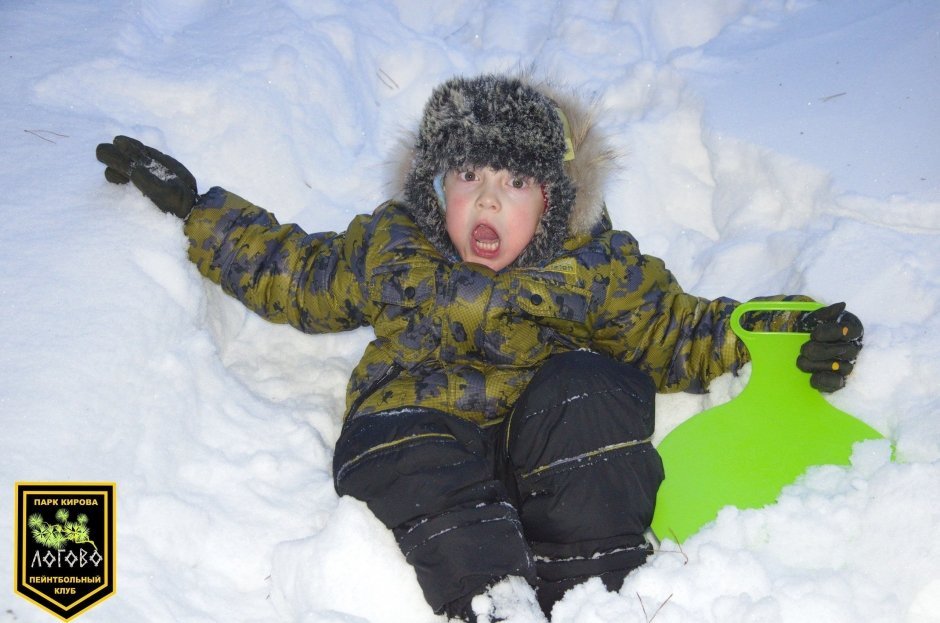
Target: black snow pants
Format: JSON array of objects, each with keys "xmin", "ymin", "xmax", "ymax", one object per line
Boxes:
[{"xmin": 332, "ymin": 351, "xmax": 664, "ymax": 616}]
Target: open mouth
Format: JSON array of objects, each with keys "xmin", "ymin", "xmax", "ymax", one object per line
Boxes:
[{"xmin": 472, "ymin": 223, "xmax": 500, "ymax": 257}]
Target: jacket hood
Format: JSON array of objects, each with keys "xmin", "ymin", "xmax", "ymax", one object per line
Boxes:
[{"xmin": 390, "ymin": 73, "xmax": 618, "ymax": 268}]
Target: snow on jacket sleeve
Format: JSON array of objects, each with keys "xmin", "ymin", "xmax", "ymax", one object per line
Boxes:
[
  {"xmin": 183, "ymin": 186, "xmax": 373, "ymax": 334},
  {"xmin": 589, "ymin": 231, "xmax": 809, "ymax": 394}
]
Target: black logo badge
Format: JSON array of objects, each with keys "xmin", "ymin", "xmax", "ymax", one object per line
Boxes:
[{"xmin": 14, "ymin": 482, "xmax": 116, "ymax": 621}]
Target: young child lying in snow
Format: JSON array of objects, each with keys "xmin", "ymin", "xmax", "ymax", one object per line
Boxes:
[{"xmin": 96, "ymin": 74, "xmax": 863, "ymax": 622}]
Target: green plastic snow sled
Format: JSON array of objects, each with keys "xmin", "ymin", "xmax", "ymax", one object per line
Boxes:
[{"xmin": 650, "ymin": 301, "xmax": 884, "ymax": 543}]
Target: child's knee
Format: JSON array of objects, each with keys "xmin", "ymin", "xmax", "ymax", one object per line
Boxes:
[
  {"xmin": 333, "ymin": 407, "xmax": 495, "ymax": 527},
  {"xmin": 508, "ymin": 352, "xmax": 657, "ymax": 468}
]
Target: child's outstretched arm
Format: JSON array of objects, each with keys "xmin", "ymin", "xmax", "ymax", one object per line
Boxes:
[
  {"xmin": 184, "ymin": 188, "xmax": 373, "ymax": 333},
  {"xmin": 589, "ymin": 232, "xmax": 819, "ymax": 394},
  {"xmin": 96, "ymin": 136, "xmax": 373, "ymax": 334}
]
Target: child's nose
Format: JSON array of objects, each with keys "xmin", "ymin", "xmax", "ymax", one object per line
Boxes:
[{"xmin": 476, "ymin": 181, "xmax": 501, "ymax": 211}]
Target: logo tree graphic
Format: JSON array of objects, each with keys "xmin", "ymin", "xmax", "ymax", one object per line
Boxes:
[{"xmin": 28, "ymin": 509, "xmax": 99, "ymax": 551}]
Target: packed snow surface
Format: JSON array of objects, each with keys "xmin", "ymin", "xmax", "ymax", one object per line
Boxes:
[{"xmin": 2, "ymin": 1, "xmax": 939, "ymax": 622}]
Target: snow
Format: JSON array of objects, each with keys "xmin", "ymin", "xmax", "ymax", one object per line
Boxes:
[{"xmin": 1, "ymin": 1, "xmax": 939, "ymax": 622}]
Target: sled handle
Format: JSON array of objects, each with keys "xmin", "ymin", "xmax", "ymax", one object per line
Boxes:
[
  {"xmin": 730, "ymin": 300, "xmax": 824, "ymax": 338},
  {"xmin": 730, "ymin": 301, "xmax": 827, "ymax": 397}
]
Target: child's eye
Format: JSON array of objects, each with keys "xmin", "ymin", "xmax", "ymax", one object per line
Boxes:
[
  {"xmin": 459, "ymin": 171, "xmax": 477, "ymax": 182},
  {"xmin": 510, "ymin": 177, "xmax": 530, "ymax": 189}
]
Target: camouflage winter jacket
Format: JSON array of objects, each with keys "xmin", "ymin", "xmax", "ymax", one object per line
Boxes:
[{"xmin": 183, "ymin": 188, "xmax": 802, "ymax": 426}]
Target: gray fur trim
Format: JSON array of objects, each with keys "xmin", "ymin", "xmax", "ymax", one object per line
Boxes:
[{"xmin": 396, "ymin": 73, "xmax": 618, "ymax": 267}]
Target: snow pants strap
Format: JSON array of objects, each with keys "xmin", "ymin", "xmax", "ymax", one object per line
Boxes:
[
  {"xmin": 501, "ymin": 350, "xmax": 665, "ymax": 611},
  {"xmin": 332, "ymin": 407, "xmax": 536, "ymax": 614}
]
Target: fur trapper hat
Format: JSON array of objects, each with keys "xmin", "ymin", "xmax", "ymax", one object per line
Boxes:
[{"xmin": 400, "ymin": 73, "xmax": 615, "ymax": 268}]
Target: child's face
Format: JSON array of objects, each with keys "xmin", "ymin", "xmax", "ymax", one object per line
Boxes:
[{"xmin": 443, "ymin": 166, "xmax": 545, "ymax": 272}]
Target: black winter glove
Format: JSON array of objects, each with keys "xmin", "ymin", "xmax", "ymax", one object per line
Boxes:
[
  {"xmin": 96, "ymin": 135, "xmax": 198, "ymax": 219},
  {"xmin": 796, "ymin": 302, "xmax": 863, "ymax": 393}
]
